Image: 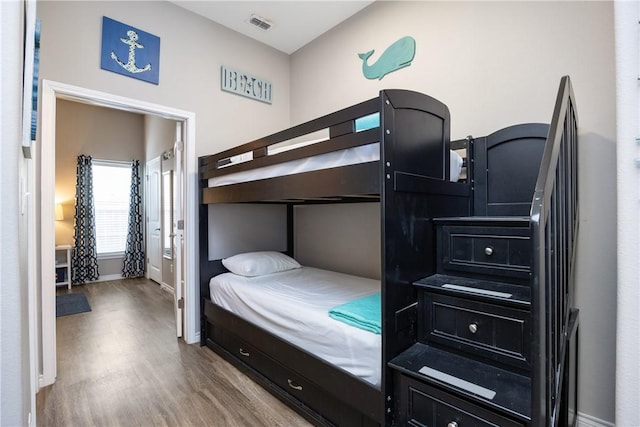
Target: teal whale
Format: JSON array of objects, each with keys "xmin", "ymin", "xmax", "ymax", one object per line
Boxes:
[{"xmin": 358, "ymin": 36, "xmax": 416, "ymax": 80}]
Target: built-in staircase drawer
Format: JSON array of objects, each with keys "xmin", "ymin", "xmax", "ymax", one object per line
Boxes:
[
  {"xmin": 395, "ymin": 374, "xmax": 525, "ymax": 427},
  {"xmin": 438, "ymin": 224, "xmax": 531, "ymax": 282},
  {"xmin": 420, "ymin": 292, "xmax": 531, "ymax": 369}
]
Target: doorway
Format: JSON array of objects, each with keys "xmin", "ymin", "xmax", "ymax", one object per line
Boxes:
[{"xmin": 38, "ymin": 80, "xmax": 197, "ymax": 387}]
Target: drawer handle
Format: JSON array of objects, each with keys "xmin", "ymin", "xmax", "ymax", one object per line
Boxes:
[
  {"xmin": 484, "ymin": 246, "xmax": 494, "ymax": 256},
  {"xmin": 287, "ymin": 379, "xmax": 303, "ymax": 391},
  {"xmin": 447, "ymin": 422, "xmax": 458, "ymax": 427},
  {"xmin": 468, "ymin": 323, "xmax": 478, "ymax": 334},
  {"xmin": 239, "ymin": 348, "xmax": 250, "ymax": 357}
]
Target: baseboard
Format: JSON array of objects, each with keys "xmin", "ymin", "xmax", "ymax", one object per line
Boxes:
[
  {"xmin": 68, "ymin": 274, "xmax": 125, "ymax": 285},
  {"xmin": 94, "ymin": 274, "xmax": 123, "ymax": 282},
  {"xmin": 159, "ymin": 282, "xmax": 175, "ymax": 294},
  {"xmin": 578, "ymin": 412, "xmax": 615, "ymax": 427}
]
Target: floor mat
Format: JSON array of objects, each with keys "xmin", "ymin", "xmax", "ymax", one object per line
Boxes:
[{"xmin": 56, "ymin": 292, "xmax": 91, "ymax": 317}]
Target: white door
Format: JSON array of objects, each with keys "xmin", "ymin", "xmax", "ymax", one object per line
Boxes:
[
  {"xmin": 146, "ymin": 156, "xmax": 162, "ymax": 283},
  {"xmin": 173, "ymin": 122, "xmax": 184, "ymax": 337}
]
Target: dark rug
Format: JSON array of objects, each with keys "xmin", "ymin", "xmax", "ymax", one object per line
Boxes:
[{"xmin": 56, "ymin": 292, "xmax": 91, "ymax": 317}]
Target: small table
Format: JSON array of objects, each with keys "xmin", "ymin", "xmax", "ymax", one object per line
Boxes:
[{"xmin": 55, "ymin": 245, "xmax": 72, "ymax": 289}]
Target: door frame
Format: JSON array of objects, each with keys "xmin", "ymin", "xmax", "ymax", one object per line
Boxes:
[
  {"xmin": 38, "ymin": 80, "xmax": 198, "ymax": 387},
  {"xmin": 173, "ymin": 121, "xmax": 185, "ymax": 338}
]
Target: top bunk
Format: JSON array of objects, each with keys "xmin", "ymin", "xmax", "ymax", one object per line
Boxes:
[{"xmin": 199, "ymin": 89, "xmax": 463, "ymax": 204}]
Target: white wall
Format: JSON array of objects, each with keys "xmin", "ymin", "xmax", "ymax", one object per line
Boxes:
[
  {"xmin": 145, "ymin": 114, "xmax": 176, "ymax": 162},
  {"xmin": 295, "ymin": 204, "xmax": 380, "ymax": 279},
  {"xmin": 291, "ymin": 1, "xmax": 617, "ymax": 424},
  {"xmin": 1, "ymin": 1, "xmax": 33, "ymax": 425},
  {"xmin": 208, "ymin": 204, "xmax": 288, "ymax": 260},
  {"xmin": 614, "ymin": 1, "xmax": 640, "ymax": 426}
]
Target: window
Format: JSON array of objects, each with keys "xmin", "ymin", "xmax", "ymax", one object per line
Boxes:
[{"xmin": 92, "ymin": 160, "xmax": 131, "ymax": 257}]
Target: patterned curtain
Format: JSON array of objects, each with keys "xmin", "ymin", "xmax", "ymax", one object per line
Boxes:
[
  {"xmin": 71, "ymin": 155, "xmax": 100, "ymax": 284},
  {"xmin": 122, "ymin": 160, "xmax": 145, "ymax": 277}
]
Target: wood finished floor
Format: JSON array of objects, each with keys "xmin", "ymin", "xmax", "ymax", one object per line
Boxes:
[{"xmin": 37, "ymin": 278, "xmax": 312, "ymax": 427}]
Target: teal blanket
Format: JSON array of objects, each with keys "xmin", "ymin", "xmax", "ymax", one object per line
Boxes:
[{"xmin": 328, "ymin": 292, "xmax": 381, "ymax": 334}]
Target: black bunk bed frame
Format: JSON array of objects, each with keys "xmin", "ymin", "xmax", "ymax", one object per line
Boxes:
[
  {"xmin": 198, "ymin": 78, "xmax": 579, "ymax": 426},
  {"xmin": 199, "ymin": 89, "xmax": 469, "ymax": 426}
]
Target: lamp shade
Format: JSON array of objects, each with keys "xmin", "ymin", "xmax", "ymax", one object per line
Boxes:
[{"xmin": 55, "ymin": 203, "xmax": 64, "ymax": 221}]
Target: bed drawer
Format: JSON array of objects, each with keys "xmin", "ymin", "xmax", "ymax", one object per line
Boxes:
[
  {"xmin": 217, "ymin": 329, "xmax": 369, "ymax": 426},
  {"xmin": 420, "ymin": 293, "xmax": 531, "ymax": 369},
  {"xmin": 396, "ymin": 374, "xmax": 525, "ymax": 427},
  {"xmin": 438, "ymin": 224, "xmax": 531, "ymax": 282},
  {"xmin": 217, "ymin": 330, "xmax": 318, "ymax": 405},
  {"xmin": 216, "ymin": 328, "xmax": 263, "ymax": 372}
]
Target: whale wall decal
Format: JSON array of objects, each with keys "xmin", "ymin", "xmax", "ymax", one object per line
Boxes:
[{"xmin": 358, "ymin": 36, "xmax": 416, "ymax": 80}]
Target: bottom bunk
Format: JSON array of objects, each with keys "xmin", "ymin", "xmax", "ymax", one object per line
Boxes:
[{"xmin": 201, "ymin": 254, "xmax": 383, "ymax": 427}]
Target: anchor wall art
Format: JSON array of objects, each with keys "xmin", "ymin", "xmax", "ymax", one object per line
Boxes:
[
  {"xmin": 100, "ymin": 16, "xmax": 160, "ymax": 85},
  {"xmin": 358, "ymin": 36, "xmax": 416, "ymax": 80}
]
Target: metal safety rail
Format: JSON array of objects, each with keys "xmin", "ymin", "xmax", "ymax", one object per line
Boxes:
[{"xmin": 530, "ymin": 76, "xmax": 579, "ymax": 426}]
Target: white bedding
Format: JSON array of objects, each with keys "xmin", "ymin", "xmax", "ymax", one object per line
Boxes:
[
  {"xmin": 209, "ymin": 143, "xmax": 380, "ymax": 187},
  {"xmin": 208, "ymin": 143, "xmax": 463, "ymax": 187},
  {"xmin": 209, "ymin": 266, "xmax": 381, "ymax": 386}
]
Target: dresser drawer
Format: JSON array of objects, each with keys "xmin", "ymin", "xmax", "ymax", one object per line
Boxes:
[
  {"xmin": 438, "ymin": 225, "xmax": 531, "ymax": 282},
  {"xmin": 420, "ymin": 293, "xmax": 530, "ymax": 369},
  {"xmin": 396, "ymin": 374, "xmax": 524, "ymax": 427}
]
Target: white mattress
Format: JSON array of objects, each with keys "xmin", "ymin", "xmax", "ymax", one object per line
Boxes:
[
  {"xmin": 209, "ymin": 143, "xmax": 380, "ymax": 187},
  {"xmin": 208, "ymin": 144, "xmax": 463, "ymax": 187},
  {"xmin": 209, "ymin": 266, "xmax": 381, "ymax": 386}
]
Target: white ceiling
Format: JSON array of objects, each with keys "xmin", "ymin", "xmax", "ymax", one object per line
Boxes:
[{"xmin": 170, "ymin": 1, "xmax": 374, "ymax": 55}]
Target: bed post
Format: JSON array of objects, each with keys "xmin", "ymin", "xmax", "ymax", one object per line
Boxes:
[
  {"xmin": 287, "ymin": 204, "xmax": 294, "ymax": 257},
  {"xmin": 379, "ymin": 90, "xmax": 471, "ymax": 424},
  {"xmin": 198, "ymin": 158, "xmax": 209, "ymax": 346}
]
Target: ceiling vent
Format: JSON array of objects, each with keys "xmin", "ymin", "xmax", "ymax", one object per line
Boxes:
[{"xmin": 247, "ymin": 14, "xmax": 272, "ymax": 31}]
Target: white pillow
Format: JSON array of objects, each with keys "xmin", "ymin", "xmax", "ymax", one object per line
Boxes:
[
  {"xmin": 450, "ymin": 150, "xmax": 464, "ymax": 182},
  {"xmin": 222, "ymin": 251, "xmax": 301, "ymax": 277}
]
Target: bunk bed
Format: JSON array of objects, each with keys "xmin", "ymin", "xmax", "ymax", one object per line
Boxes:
[
  {"xmin": 199, "ymin": 79, "xmax": 579, "ymax": 426},
  {"xmin": 199, "ymin": 89, "xmax": 471, "ymax": 426}
]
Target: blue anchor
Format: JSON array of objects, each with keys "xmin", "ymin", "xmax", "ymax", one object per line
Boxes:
[{"xmin": 111, "ymin": 29, "xmax": 152, "ymax": 74}]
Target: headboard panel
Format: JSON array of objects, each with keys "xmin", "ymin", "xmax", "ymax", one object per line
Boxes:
[
  {"xmin": 473, "ymin": 123, "xmax": 549, "ymax": 216},
  {"xmin": 383, "ymin": 89, "xmax": 451, "ymax": 182}
]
